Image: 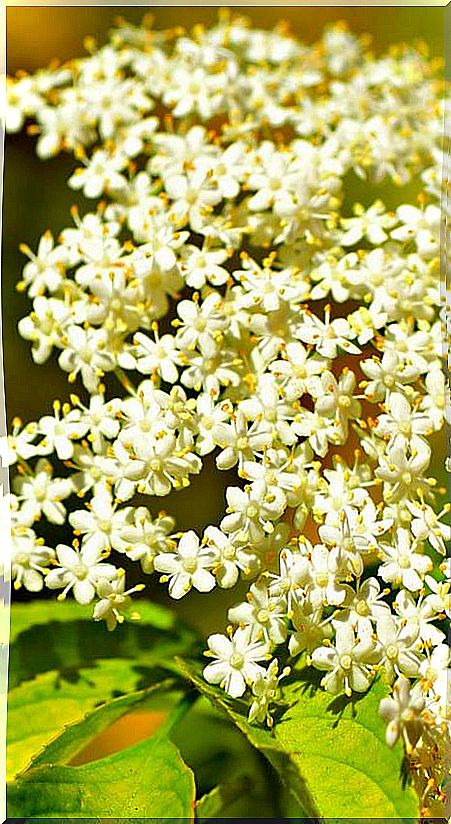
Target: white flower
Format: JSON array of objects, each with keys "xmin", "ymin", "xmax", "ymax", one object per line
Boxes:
[
  {"xmin": 93, "ymin": 571, "xmax": 145, "ymax": 631},
  {"xmin": 67, "ymin": 393, "xmax": 121, "ymax": 454},
  {"xmin": 424, "ymin": 574, "xmax": 450, "ymax": 620},
  {"xmin": 379, "ymin": 676, "xmax": 425, "ymax": 750},
  {"xmin": 308, "ymin": 544, "xmax": 348, "ymax": 609},
  {"xmin": 405, "ymin": 501, "xmax": 451, "ymax": 556},
  {"xmin": 18, "ymin": 296, "xmax": 70, "ymax": 364},
  {"xmin": 419, "ymin": 643, "xmax": 449, "ymax": 692},
  {"xmin": 228, "ymin": 579, "xmax": 288, "ymax": 644},
  {"xmin": 333, "ymin": 577, "xmax": 390, "ymax": 634},
  {"xmin": 133, "ymin": 330, "xmax": 181, "ymax": 384},
  {"xmin": 154, "ymin": 530, "xmax": 215, "ymax": 599},
  {"xmin": 58, "ymin": 326, "xmax": 115, "ymax": 392},
  {"xmin": 180, "ymin": 245, "xmax": 229, "ymax": 289},
  {"xmin": 12, "ymin": 531, "xmax": 54, "ymax": 592},
  {"xmin": 46, "ymin": 542, "xmax": 117, "ymax": 604},
  {"xmin": 38, "ymin": 401, "xmax": 83, "ymax": 460},
  {"xmin": 69, "ymin": 486, "xmax": 129, "ymax": 554},
  {"xmin": 19, "ymin": 232, "xmax": 67, "ymax": 297},
  {"xmin": 203, "ymin": 525, "xmax": 257, "ymax": 588},
  {"xmin": 120, "ymin": 507, "xmax": 176, "ymax": 573},
  {"xmin": 420, "ymin": 368, "xmax": 448, "ymax": 431},
  {"xmin": 297, "ymin": 308, "xmax": 360, "ymax": 359},
  {"xmin": 378, "ymin": 528, "xmax": 432, "ymax": 592},
  {"xmin": 248, "ymin": 659, "xmax": 290, "ymax": 727},
  {"xmin": 162, "ymin": 64, "xmax": 225, "ymax": 120},
  {"xmin": 394, "ymin": 589, "xmax": 445, "ymax": 648},
  {"xmin": 339, "ymin": 200, "xmax": 396, "ymax": 246},
  {"xmin": 5, "ymin": 75, "xmax": 42, "ymax": 132},
  {"xmin": 4, "ymin": 15, "xmax": 448, "ymax": 769},
  {"xmin": 246, "ymin": 145, "xmax": 299, "ymax": 213},
  {"xmin": 214, "ymin": 410, "xmax": 272, "ymax": 472},
  {"xmin": 289, "ymin": 602, "xmax": 333, "ymax": 656},
  {"xmin": 175, "ymin": 293, "xmax": 227, "ymax": 357},
  {"xmin": 221, "ymin": 480, "xmax": 286, "ymax": 544},
  {"xmin": 203, "ymin": 626, "xmax": 269, "ymax": 698},
  {"xmin": 268, "ymin": 545, "xmax": 311, "ymax": 613},
  {"xmin": 391, "ymin": 204, "xmax": 440, "ymax": 257},
  {"xmin": 375, "ymin": 615, "xmax": 422, "ymax": 682},
  {"xmin": 69, "ymin": 149, "xmax": 128, "ymax": 198},
  {"xmin": 1, "ymin": 419, "xmax": 40, "ymax": 466},
  {"xmin": 375, "ymin": 435, "xmax": 431, "ymax": 501},
  {"xmin": 269, "ymin": 341, "xmax": 325, "ymax": 401},
  {"xmin": 165, "ymin": 169, "xmax": 221, "ymax": 232},
  {"xmin": 361, "ymin": 350, "xmax": 419, "ymax": 403},
  {"xmin": 195, "ymin": 395, "xmax": 232, "ymax": 456},
  {"xmin": 13, "ymin": 458, "xmax": 73, "ymax": 525},
  {"xmin": 311, "ymin": 623, "xmax": 378, "ymax": 696},
  {"xmin": 375, "ymin": 392, "xmax": 433, "ymax": 447},
  {"xmin": 310, "ymin": 369, "xmax": 361, "ymax": 435}
]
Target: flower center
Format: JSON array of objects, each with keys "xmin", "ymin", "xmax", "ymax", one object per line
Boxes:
[
  {"xmin": 386, "ymin": 644, "xmax": 399, "ymax": 660},
  {"xmin": 356, "ymin": 599, "xmax": 370, "ymax": 616},
  {"xmin": 79, "ymin": 346, "xmax": 93, "ymax": 363},
  {"xmin": 398, "ymin": 422, "xmax": 411, "ymax": 436},
  {"xmin": 230, "ymin": 652, "xmax": 244, "ymax": 669},
  {"xmin": 14, "ymin": 552, "xmax": 29, "ymax": 565},
  {"xmin": 246, "ymin": 503, "xmax": 259, "ymax": 519},
  {"xmin": 182, "ymin": 557, "xmax": 198, "ymax": 574},
  {"xmin": 340, "ymin": 654, "xmax": 352, "ymax": 670},
  {"xmin": 73, "ymin": 563, "xmax": 88, "ymax": 580},
  {"xmin": 98, "ymin": 520, "xmax": 111, "ymax": 532}
]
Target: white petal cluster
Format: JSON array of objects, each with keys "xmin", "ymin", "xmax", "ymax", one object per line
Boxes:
[{"xmin": 5, "ymin": 13, "xmax": 449, "ymax": 796}]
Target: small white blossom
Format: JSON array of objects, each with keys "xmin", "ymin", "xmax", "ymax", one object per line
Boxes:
[
  {"xmin": 203, "ymin": 627, "xmax": 270, "ymax": 698},
  {"xmin": 154, "ymin": 530, "xmax": 215, "ymax": 599},
  {"xmin": 379, "ymin": 676, "xmax": 426, "ymax": 750},
  {"xmin": 46, "ymin": 542, "xmax": 117, "ymax": 604}
]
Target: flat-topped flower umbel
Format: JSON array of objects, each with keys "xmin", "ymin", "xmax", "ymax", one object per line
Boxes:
[{"xmin": 4, "ymin": 13, "xmax": 449, "ymax": 813}]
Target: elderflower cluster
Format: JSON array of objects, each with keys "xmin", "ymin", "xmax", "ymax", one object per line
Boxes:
[{"xmin": 4, "ymin": 13, "xmax": 449, "ymax": 792}]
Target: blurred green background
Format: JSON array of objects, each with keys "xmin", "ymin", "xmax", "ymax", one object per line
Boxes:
[{"xmin": 3, "ymin": 6, "xmax": 445, "ymax": 630}]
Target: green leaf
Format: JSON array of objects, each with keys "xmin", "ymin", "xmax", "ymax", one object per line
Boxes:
[
  {"xmin": 177, "ymin": 658, "xmax": 318, "ymax": 818},
  {"xmin": 9, "ymin": 600, "xmax": 91, "ymax": 646},
  {"xmin": 195, "ymin": 777, "xmax": 253, "ymax": 821},
  {"xmin": 173, "ymin": 696, "xmax": 280, "ymax": 818},
  {"xmin": 7, "ymin": 658, "xmax": 149, "ymax": 780},
  {"xmin": 275, "ymin": 667, "xmax": 417, "ymax": 820},
  {"xmin": 9, "ymin": 599, "xmax": 196, "ymax": 688},
  {"xmin": 178, "ymin": 658, "xmax": 418, "ymax": 821},
  {"xmin": 31, "ymin": 679, "xmax": 174, "ymax": 769},
  {"xmin": 8, "ymin": 718, "xmax": 196, "ymax": 819}
]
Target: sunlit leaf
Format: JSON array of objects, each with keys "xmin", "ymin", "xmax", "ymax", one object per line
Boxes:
[
  {"xmin": 7, "ymin": 658, "xmax": 144, "ymax": 780},
  {"xmin": 178, "ymin": 658, "xmax": 418, "ymax": 820},
  {"xmin": 8, "ymin": 714, "xmax": 196, "ymax": 819},
  {"xmin": 9, "ymin": 599, "xmax": 196, "ymax": 688}
]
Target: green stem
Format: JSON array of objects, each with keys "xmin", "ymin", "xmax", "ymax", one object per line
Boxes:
[{"xmin": 114, "ymin": 367, "xmax": 137, "ymax": 396}]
